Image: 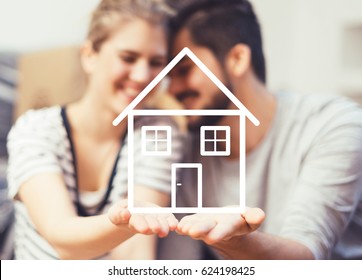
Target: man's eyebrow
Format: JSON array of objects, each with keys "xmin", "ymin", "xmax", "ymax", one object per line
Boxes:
[{"xmin": 173, "ymin": 56, "xmax": 192, "ymax": 65}]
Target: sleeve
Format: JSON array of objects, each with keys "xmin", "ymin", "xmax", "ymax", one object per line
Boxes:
[
  {"xmin": 131, "ymin": 116, "xmax": 185, "ymax": 193},
  {"xmin": 279, "ymin": 103, "xmax": 362, "ymax": 259},
  {"xmin": 6, "ymin": 109, "xmax": 62, "ymax": 199}
]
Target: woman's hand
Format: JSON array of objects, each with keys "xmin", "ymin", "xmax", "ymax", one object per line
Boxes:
[{"xmin": 107, "ymin": 199, "xmax": 178, "ymax": 238}]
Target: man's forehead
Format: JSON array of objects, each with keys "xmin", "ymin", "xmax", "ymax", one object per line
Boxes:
[
  {"xmin": 171, "ymin": 28, "xmax": 194, "ymax": 55},
  {"xmin": 178, "ymin": 56, "xmax": 192, "ymax": 65}
]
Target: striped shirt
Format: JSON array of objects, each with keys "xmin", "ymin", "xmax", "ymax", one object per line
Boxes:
[{"xmin": 7, "ymin": 106, "xmax": 183, "ymax": 259}]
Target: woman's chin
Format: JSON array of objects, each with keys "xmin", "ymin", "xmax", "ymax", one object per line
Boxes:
[{"xmin": 112, "ymin": 99, "xmax": 133, "ymax": 115}]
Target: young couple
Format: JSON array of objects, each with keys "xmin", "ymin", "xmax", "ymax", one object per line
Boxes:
[{"xmin": 7, "ymin": 0, "xmax": 362, "ymax": 260}]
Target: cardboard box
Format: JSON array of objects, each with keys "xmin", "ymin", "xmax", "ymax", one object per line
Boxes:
[
  {"xmin": 15, "ymin": 46, "xmax": 186, "ymax": 129},
  {"xmin": 15, "ymin": 46, "xmax": 86, "ymax": 119}
]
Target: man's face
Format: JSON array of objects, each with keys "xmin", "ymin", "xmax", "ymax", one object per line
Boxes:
[{"xmin": 169, "ymin": 29, "xmax": 231, "ymax": 130}]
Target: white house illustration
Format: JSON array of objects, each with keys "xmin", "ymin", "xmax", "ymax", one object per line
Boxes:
[{"xmin": 113, "ymin": 47, "xmax": 259, "ymax": 214}]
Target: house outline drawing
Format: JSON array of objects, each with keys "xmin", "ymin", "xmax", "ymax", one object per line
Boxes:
[{"xmin": 113, "ymin": 47, "xmax": 260, "ymax": 214}]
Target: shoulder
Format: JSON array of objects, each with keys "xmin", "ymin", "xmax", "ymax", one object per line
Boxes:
[
  {"xmin": 269, "ymin": 92, "xmax": 362, "ymax": 164},
  {"xmin": 7, "ymin": 106, "xmax": 63, "ymax": 144},
  {"xmin": 276, "ymin": 92, "xmax": 362, "ymax": 134},
  {"xmin": 6, "ymin": 107, "xmax": 65, "ymax": 199},
  {"xmin": 12, "ymin": 106, "xmax": 62, "ymax": 129},
  {"xmin": 134, "ymin": 115, "xmax": 180, "ymax": 129},
  {"xmin": 277, "ymin": 92, "xmax": 362, "ymax": 122}
]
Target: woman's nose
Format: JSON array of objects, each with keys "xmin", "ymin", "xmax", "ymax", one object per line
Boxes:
[{"xmin": 129, "ymin": 60, "xmax": 151, "ymax": 84}]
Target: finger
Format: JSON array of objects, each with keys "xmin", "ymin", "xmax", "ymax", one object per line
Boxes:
[
  {"xmin": 166, "ymin": 215, "xmax": 178, "ymax": 231},
  {"xmin": 144, "ymin": 215, "xmax": 161, "ymax": 234},
  {"xmin": 108, "ymin": 207, "xmax": 131, "ymax": 225},
  {"xmin": 156, "ymin": 216, "xmax": 170, "ymax": 238},
  {"xmin": 177, "ymin": 215, "xmax": 216, "ymax": 237},
  {"xmin": 186, "ymin": 215, "xmax": 216, "ymax": 237},
  {"xmin": 188, "ymin": 222, "xmax": 214, "ymax": 239},
  {"xmin": 129, "ymin": 215, "xmax": 151, "ymax": 234},
  {"xmin": 204, "ymin": 223, "xmax": 234, "ymax": 244},
  {"xmin": 242, "ymin": 208, "xmax": 265, "ymax": 231},
  {"xmin": 177, "ymin": 219, "xmax": 194, "ymax": 234},
  {"xmin": 177, "ymin": 214, "xmax": 202, "ymax": 234},
  {"xmin": 177, "ymin": 214, "xmax": 197, "ymax": 229},
  {"xmin": 119, "ymin": 209, "xmax": 131, "ymax": 224}
]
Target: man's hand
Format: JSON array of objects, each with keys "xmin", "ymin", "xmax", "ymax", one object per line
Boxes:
[
  {"xmin": 176, "ymin": 207, "xmax": 265, "ymax": 244},
  {"xmin": 107, "ymin": 199, "xmax": 178, "ymax": 238}
]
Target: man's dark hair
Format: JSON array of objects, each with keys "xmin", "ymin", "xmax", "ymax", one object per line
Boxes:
[{"xmin": 169, "ymin": 0, "xmax": 266, "ymax": 84}]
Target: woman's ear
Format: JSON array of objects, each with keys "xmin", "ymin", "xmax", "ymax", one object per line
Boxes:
[
  {"xmin": 225, "ymin": 43, "xmax": 251, "ymax": 77},
  {"xmin": 80, "ymin": 40, "xmax": 97, "ymax": 75}
]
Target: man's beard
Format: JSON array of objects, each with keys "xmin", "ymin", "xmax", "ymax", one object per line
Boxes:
[{"xmin": 187, "ymin": 89, "xmax": 232, "ymax": 132}]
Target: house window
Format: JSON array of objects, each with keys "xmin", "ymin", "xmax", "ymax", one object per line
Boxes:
[
  {"xmin": 200, "ymin": 126, "xmax": 230, "ymax": 156},
  {"xmin": 141, "ymin": 126, "xmax": 172, "ymax": 156}
]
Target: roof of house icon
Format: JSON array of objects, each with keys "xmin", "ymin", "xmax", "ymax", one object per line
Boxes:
[{"xmin": 112, "ymin": 47, "xmax": 260, "ymax": 127}]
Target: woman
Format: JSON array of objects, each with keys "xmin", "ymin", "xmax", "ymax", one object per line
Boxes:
[{"xmin": 7, "ymin": 0, "xmax": 182, "ymax": 259}]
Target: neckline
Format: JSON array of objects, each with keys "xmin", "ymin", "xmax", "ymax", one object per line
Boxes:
[
  {"xmin": 246, "ymin": 93, "xmax": 281, "ymax": 162},
  {"xmin": 60, "ymin": 106, "xmax": 125, "ymax": 216}
]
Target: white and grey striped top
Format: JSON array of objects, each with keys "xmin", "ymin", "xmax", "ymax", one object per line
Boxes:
[{"xmin": 7, "ymin": 106, "xmax": 183, "ymax": 259}]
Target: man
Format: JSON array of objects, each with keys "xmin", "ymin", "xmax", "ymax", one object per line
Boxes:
[{"xmin": 157, "ymin": 0, "xmax": 362, "ymax": 259}]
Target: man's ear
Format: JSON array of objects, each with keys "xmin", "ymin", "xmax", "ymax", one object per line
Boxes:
[
  {"xmin": 225, "ymin": 43, "xmax": 251, "ymax": 77},
  {"xmin": 80, "ymin": 40, "xmax": 97, "ymax": 75}
]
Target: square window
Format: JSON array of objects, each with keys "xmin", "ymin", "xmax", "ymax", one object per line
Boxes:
[
  {"xmin": 142, "ymin": 126, "xmax": 172, "ymax": 156},
  {"xmin": 204, "ymin": 130, "xmax": 214, "ymax": 139},
  {"xmin": 145, "ymin": 140, "xmax": 156, "ymax": 152},
  {"xmin": 145, "ymin": 130, "xmax": 156, "ymax": 140},
  {"xmin": 204, "ymin": 141, "xmax": 215, "ymax": 152},
  {"xmin": 216, "ymin": 130, "xmax": 226, "ymax": 140},
  {"xmin": 157, "ymin": 130, "xmax": 168, "ymax": 140},
  {"xmin": 200, "ymin": 126, "xmax": 230, "ymax": 156},
  {"xmin": 215, "ymin": 140, "xmax": 227, "ymax": 152},
  {"xmin": 156, "ymin": 140, "xmax": 168, "ymax": 152}
]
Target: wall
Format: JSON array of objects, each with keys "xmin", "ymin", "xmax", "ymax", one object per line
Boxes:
[
  {"xmin": 0, "ymin": 0, "xmax": 99, "ymax": 52},
  {"xmin": 251, "ymin": 0, "xmax": 362, "ymax": 99},
  {"xmin": 1, "ymin": 0, "xmax": 362, "ymax": 98}
]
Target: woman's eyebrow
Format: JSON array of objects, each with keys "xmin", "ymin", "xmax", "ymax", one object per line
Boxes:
[
  {"xmin": 117, "ymin": 49, "xmax": 167, "ymax": 59},
  {"xmin": 117, "ymin": 50, "xmax": 139, "ymax": 55}
]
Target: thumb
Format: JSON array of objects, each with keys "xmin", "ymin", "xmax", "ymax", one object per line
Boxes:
[{"xmin": 242, "ymin": 207, "xmax": 265, "ymax": 231}]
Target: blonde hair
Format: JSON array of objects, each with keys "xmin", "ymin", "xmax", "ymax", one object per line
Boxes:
[{"xmin": 87, "ymin": 0, "xmax": 174, "ymax": 52}]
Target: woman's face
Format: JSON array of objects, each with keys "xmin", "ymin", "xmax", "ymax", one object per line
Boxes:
[{"xmin": 85, "ymin": 19, "xmax": 168, "ymax": 115}]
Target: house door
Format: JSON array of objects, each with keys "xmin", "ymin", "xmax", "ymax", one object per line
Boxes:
[{"xmin": 171, "ymin": 163, "xmax": 202, "ymax": 209}]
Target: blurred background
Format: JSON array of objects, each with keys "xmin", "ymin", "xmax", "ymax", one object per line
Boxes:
[{"xmin": 0, "ymin": 0, "xmax": 362, "ymax": 259}]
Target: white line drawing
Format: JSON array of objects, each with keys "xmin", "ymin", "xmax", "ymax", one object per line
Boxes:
[
  {"xmin": 113, "ymin": 47, "xmax": 260, "ymax": 214},
  {"xmin": 171, "ymin": 163, "xmax": 202, "ymax": 211},
  {"xmin": 200, "ymin": 126, "xmax": 230, "ymax": 156},
  {"xmin": 141, "ymin": 126, "xmax": 172, "ymax": 156}
]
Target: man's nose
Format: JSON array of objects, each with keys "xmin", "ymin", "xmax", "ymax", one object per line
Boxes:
[{"xmin": 168, "ymin": 77, "xmax": 185, "ymax": 96}]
